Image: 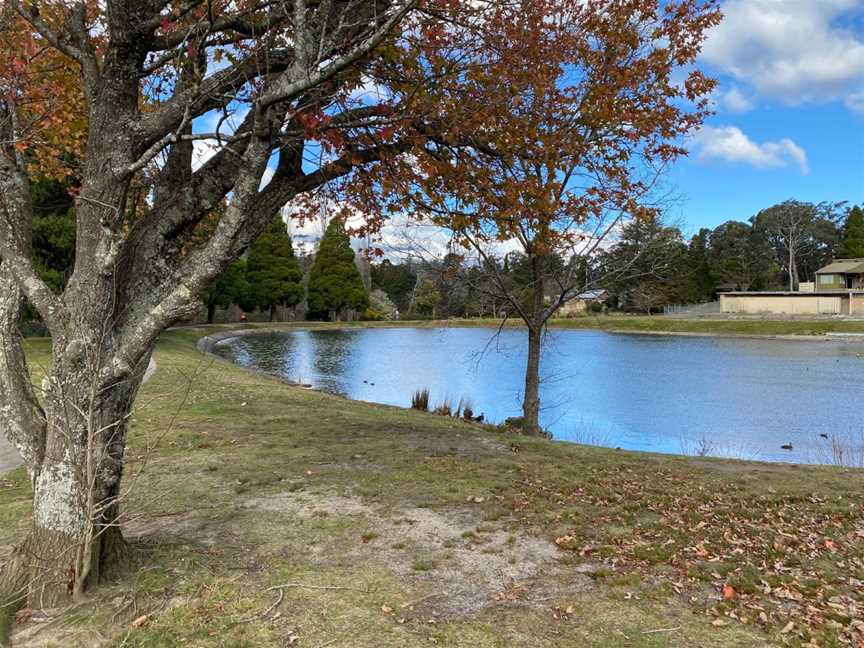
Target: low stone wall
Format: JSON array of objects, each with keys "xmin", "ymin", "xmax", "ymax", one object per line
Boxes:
[
  {"xmin": 196, "ymin": 329, "xmax": 254, "ymax": 355},
  {"xmin": 720, "ymin": 294, "xmax": 845, "ymax": 316}
]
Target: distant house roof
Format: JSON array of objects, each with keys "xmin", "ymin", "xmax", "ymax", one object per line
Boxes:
[
  {"xmin": 574, "ymin": 289, "xmax": 608, "ymax": 300},
  {"xmin": 817, "ymin": 259, "xmax": 864, "ymax": 274}
]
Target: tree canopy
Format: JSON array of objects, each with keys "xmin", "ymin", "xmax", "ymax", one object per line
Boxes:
[
  {"xmin": 840, "ymin": 205, "xmax": 864, "ymax": 258},
  {"xmin": 371, "ymin": 259, "xmax": 417, "ymax": 312},
  {"xmin": 751, "ymin": 201, "xmax": 841, "ymax": 290},
  {"xmin": 599, "ymin": 218, "xmax": 688, "ymax": 312},
  {"xmin": 202, "ymin": 260, "xmax": 249, "ymax": 323},
  {"xmin": 30, "ymin": 178, "xmax": 76, "ymax": 293},
  {"xmin": 707, "ymin": 221, "xmax": 775, "ymax": 292}
]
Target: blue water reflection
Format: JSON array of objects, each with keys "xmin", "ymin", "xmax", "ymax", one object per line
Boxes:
[{"xmin": 212, "ymin": 327, "xmax": 864, "ymax": 465}]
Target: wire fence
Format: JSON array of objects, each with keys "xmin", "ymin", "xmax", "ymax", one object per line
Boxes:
[{"xmin": 662, "ymin": 300, "xmax": 722, "ymax": 316}]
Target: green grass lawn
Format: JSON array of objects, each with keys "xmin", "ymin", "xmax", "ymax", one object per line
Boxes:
[
  {"xmin": 548, "ymin": 315, "xmax": 864, "ymax": 337},
  {"xmin": 1, "ymin": 326, "xmax": 863, "ymax": 647},
  {"xmin": 185, "ymin": 313, "xmax": 864, "ymax": 338}
]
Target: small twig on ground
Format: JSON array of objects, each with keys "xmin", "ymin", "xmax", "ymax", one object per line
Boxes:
[
  {"xmin": 312, "ymin": 639, "xmax": 338, "ymax": 648},
  {"xmin": 642, "ymin": 626, "xmax": 681, "ymax": 635},
  {"xmin": 111, "ymin": 594, "xmax": 135, "ymax": 624},
  {"xmin": 233, "ymin": 587, "xmax": 285, "ymax": 625},
  {"xmin": 265, "ymin": 583, "xmax": 373, "ymax": 594},
  {"xmin": 400, "ymin": 592, "xmax": 444, "ymax": 608}
]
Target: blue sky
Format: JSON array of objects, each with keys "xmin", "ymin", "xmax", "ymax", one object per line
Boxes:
[
  {"xmin": 194, "ymin": 1, "xmax": 863, "ymax": 245},
  {"xmin": 670, "ymin": 0, "xmax": 864, "ymax": 234}
]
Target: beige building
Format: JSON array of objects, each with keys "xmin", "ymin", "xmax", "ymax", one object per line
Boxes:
[
  {"xmin": 720, "ymin": 259, "xmax": 864, "ymax": 316},
  {"xmin": 558, "ymin": 289, "xmax": 609, "ymax": 316},
  {"xmin": 719, "ymin": 291, "xmax": 864, "ymax": 316}
]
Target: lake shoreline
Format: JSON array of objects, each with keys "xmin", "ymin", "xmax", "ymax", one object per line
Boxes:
[
  {"xmin": 191, "ymin": 317, "xmax": 864, "ymax": 342},
  {"xmin": 204, "ymin": 325, "xmax": 863, "ymax": 467},
  {"xmin": 604, "ymin": 327, "xmax": 864, "ymax": 341}
]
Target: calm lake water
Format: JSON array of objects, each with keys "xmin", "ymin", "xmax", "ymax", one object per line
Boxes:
[{"xmin": 212, "ymin": 327, "xmax": 864, "ymax": 465}]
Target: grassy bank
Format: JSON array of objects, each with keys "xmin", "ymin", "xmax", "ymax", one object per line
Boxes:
[
  {"xmin": 1, "ymin": 328, "xmax": 862, "ymax": 647},
  {"xmin": 551, "ymin": 315, "xmax": 864, "ymax": 337},
  {"xmin": 188, "ymin": 314, "xmax": 864, "ymax": 339},
  {"xmin": 553, "ymin": 315, "xmax": 864, "ymax": 337}
]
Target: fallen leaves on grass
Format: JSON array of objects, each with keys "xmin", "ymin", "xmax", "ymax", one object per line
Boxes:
[
  {"xmin": 512, "ymin": 468, "xmax": 864, "ymax": 646},
  {"xmin": 131, "ymin": 614, "xmax": 149, "ymax": 628}
]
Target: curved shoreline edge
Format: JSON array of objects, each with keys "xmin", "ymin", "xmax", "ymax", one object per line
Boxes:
[
  {"xmin": 197, "ymin": 328, "xmax": 318, "ymax": 389},
  {"xmin": 5, "ymin": 325, "xmax": 858, "ymax": 478}
]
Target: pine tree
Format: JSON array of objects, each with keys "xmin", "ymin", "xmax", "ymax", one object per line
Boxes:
[
  {"xmin": 677, "ymin": 229, "xmax": 716, "ymax": 303},
  {"xmin": 841, "ymin": 205, "xmax": 864, "ymax": 258},
  {"xmin": 30, "ymin": 178, "xmax": 77, "ymax": 293},
  {"xmin": 371, "ymin": 259, "xmax": 416, "ymax": 311},
  {"xmin": 307, "ymin": 218, "xmax": 369, "ymax": 320},
  {"xmin": 246, "ymin": 217, "xmax": 304, "ymax": 321}
]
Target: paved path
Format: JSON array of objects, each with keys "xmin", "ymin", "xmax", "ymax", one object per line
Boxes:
[
  {"xmin": 0, "ymin": 435, "xmax": 20, "ymax": 475},
  {"xmin": 0, "ymin": 358, "xmax": 157, "ymax": 476}
]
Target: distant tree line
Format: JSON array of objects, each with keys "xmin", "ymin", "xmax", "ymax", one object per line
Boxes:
[
  {"xmin": 370, "ymin": 200, "xmax": 863, "ymax": 317},
  {"xmin": 25, "ymin": 182, "xmax": 864, "ymax": 322},
  {"xmin": 370, "ymin": 251, "xmax": 576, "ymax": 320},
  {"xmin": 597, "ymin": 200, "xmax": 859, "ymax": 313}
]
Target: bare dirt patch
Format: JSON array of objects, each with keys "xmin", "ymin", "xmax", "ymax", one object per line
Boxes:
[
  {"xmin": 244, "ymin": 490, "xmax": 592, "ymax": 620},
  {"xmin": 124, "ymin": 510, "xmax": 208, "ymax": 542},
  {"xmin": 401, "ymin": 428, "xmax": 510, "ymax": 461}
]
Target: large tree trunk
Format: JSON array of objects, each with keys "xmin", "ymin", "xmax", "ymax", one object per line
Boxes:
[
  {"xmin": 207, "ymin": 303, "xmax": 216, "ymax": 324},
  {"xmin": 1, "ymin": 0, "xmax": 421, "ymax": 616},
  {"xmin": 21, "ymin": 336, "xmax": 150, "ymax": 606},
  {"xmin": 522, "ymin": 323, "xmax": 543, "ymax": 436},
  {"xmin": 5, "ymin": 62, "xmax": 153, "ymax": 605},
  {"xmin": 521, "ymin": 264, "xmax": 546, "ymax": 437},
  {"xmin": 0, "ymin": 356, "xmax": 146, "ymax": 611}
]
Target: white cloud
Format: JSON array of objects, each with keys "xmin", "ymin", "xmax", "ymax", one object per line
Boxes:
[
  {"xmin": 192, "ymin": 139, "xmax": 220, "ymax": 171},
  {"xmin": 690, "ymin": 125, "xmax": 809, "ymax": 174},
  {"xmin": 281, "ymin": 199, "xmax": 524, "ymax": 262},
  {"xmin": 845, "ymin": 91, "xmax": 864, "ymax": 113},
  {"xmin": 191, "ymin": 106, "xmax": 251, "ymax": 171},
  {"xmin": 701, "ymin": 0, "xmax": 864, "ymax": 107},
  {"xmin": 713, "ymin": 85, "xmax": 754, "ymax": 113},
  {"xmin": 349, "ymin": 74, "xmax": 391, "ymax": 104}
]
